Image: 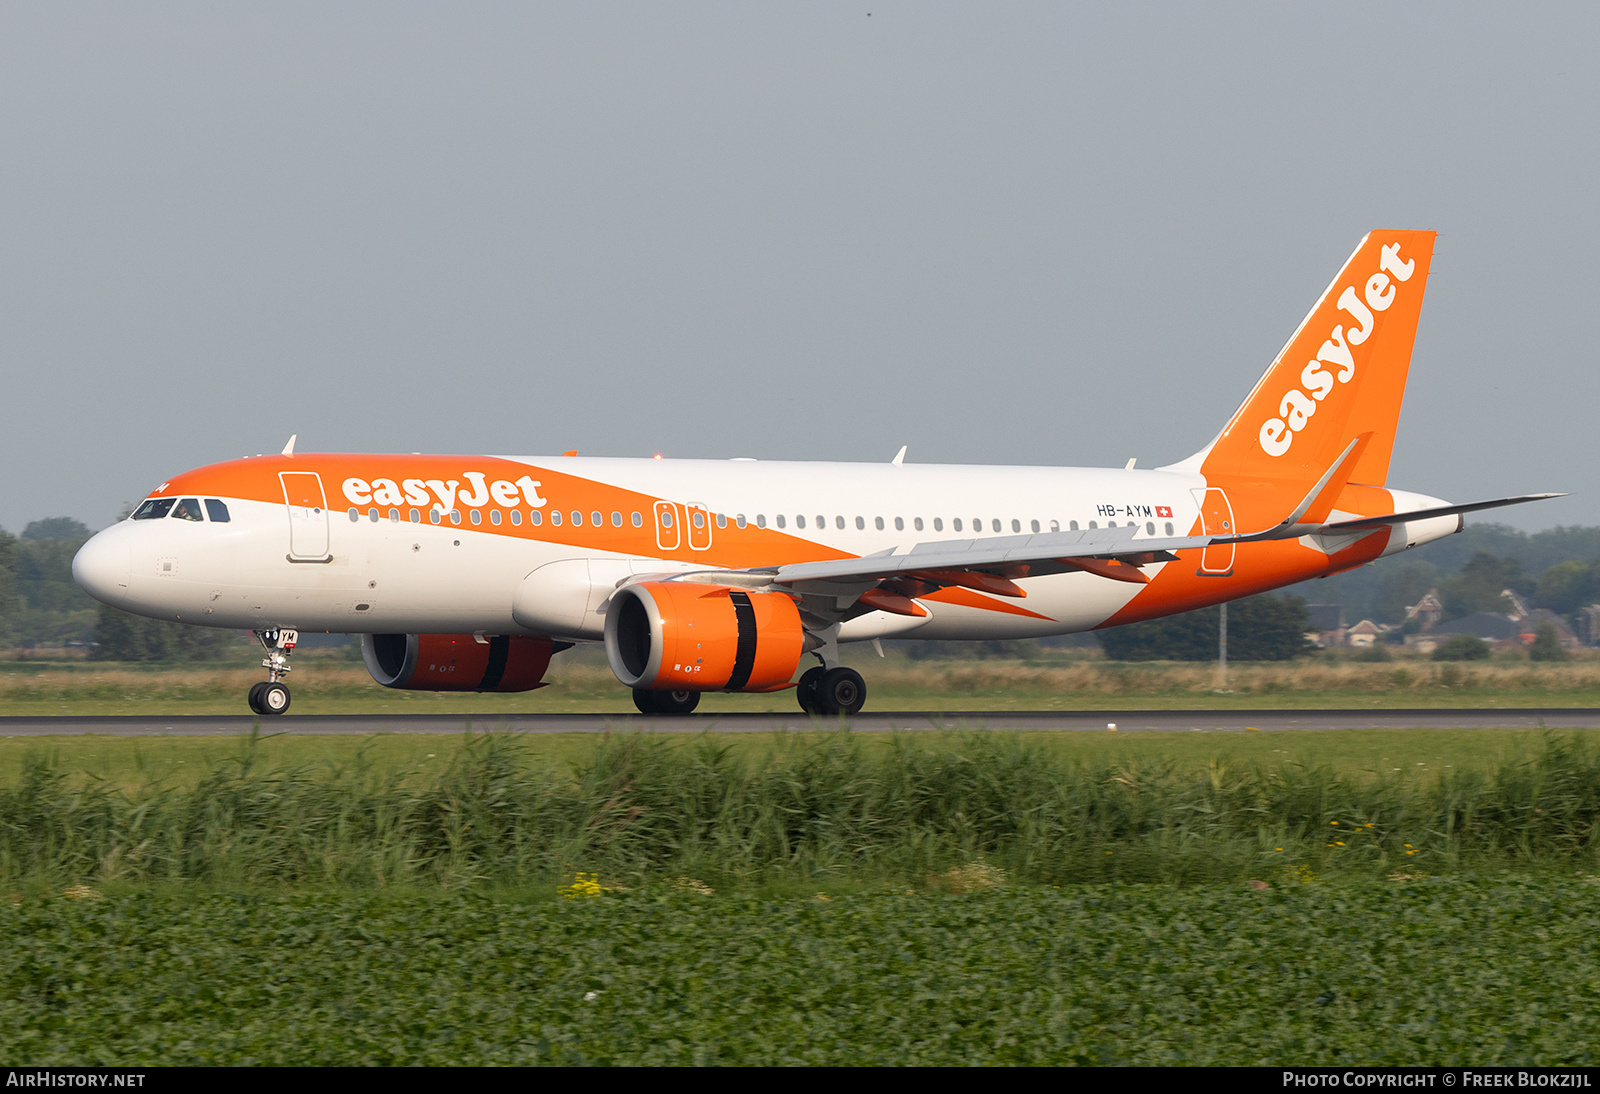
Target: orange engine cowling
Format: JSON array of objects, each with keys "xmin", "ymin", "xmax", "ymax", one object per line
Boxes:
[
  {"xmin": 360, "ymin": 633, "xmax": 555, "ymax": 692},
  {"xmin": 604, "ymin": 582, "xmax": 805, "ymax": 692}
]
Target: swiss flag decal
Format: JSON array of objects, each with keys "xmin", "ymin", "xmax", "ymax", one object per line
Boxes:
[{"xmin": 1156, "ymin": 506, "xmax": 1173, "ymax": 518}]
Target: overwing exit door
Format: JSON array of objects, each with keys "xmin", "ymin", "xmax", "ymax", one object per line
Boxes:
[
  {"xmin": 280, "ymin": 472, "xmax": 331, "ymax": 561},
  {"xmin": 1199, "ymin": 487, "xmax": 1235, "ymax": 574}
]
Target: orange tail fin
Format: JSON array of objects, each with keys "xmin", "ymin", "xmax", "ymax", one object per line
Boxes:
[{"xmin": 1195, "ymin": 230, "xmax": 1436, "ymax": 503}]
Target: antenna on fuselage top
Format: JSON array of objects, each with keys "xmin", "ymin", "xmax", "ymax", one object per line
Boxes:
[
  {"xmin": 281, "ymin": 434, "xmax": 297, "ymax": 456},
  {"xmin": 891, "ymin": 445, "xmax": 907, "ymax": 465}
]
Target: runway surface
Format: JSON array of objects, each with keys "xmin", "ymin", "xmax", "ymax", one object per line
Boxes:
[{"xmin": 2, "ymin": 709, "xmax": 1598, "ymax": 736}]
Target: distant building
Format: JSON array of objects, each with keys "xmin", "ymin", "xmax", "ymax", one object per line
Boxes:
[
  {"xmin": 1347, "ymin": 620, "xmax": 1385, "ymax": 648},
  {"xmin": 1405, "ymin": 591, "xmax": 1444, "ymax": 629},
  {"xmin": 1305, "ymin": 604, "xmax": 1346, "ymax": 648},
  {"xmin": 1519, "ymin": 608, "xmax": 1582, "ymax": 650},
  {"xmin": 1575, "ymin": 605, "xmax": 1600, "ymax": 647},
  {"xmin": 1432, "ymin": 613, "xmax": 1522, "ymax": 642}
]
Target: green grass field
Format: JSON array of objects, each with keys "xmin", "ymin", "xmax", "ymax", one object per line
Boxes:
[
  {"xmin": 5, "ymin": 727, "xmax": 1600, "ymax": 1065},
  {"xmin": 5, "ymin": 649, "xmax": 1600, "ymax": 715},
  {"xmin": 6, "ymin": 879, "xmax": 1600, "ymax": 1065}
]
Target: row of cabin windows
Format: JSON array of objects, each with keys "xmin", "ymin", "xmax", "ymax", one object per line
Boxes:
[
  {"xmin": 349, "ymin": 507, "xmax": 648, "ymax": 528},
  {"xmin": 733, "ymin": 515, "xmax": 1177, "ymax": 537},
  {"xmin": 345, "ymin": 505, "xmax": 1178, "ymax": 539},
  {"xmin": 131, "ymin": 497, "xmax": 231, "ymax": 523}
]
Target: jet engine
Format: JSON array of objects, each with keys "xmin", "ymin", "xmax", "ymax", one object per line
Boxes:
[
  {"xmin": 361, "ymin": 633, "xmax": 556, "ymax": 692},
  {"xmin": 604, "ymin": 582, "xmax": 806, "ymax": 692}
]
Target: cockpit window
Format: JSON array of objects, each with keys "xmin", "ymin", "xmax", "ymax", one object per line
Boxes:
[
  {"xmin": 204, "ymin": 499, "xmax": 231, "ymax": 523},
  {"xmin": 132, "ymin": 498, "xmax": 175, "ymax": 521},
  {"xmin": 172, "ymin": 498, "xmax": 204, "ymax": 522}
]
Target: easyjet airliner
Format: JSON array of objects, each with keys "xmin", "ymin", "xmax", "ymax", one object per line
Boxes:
[{"xmin": 72, "ymin": 231, "xmax": 1557, "ymax": 716}]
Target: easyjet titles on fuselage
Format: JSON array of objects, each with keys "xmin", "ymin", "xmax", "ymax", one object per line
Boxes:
[{"xmin": 341, "ymin": 472, "xmax": 548, "ymax": 514}]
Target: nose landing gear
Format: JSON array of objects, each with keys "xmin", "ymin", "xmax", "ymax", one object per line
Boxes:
[{"xmin": 248, "ymin": 629, "xmax": 298, "ymax": 716}]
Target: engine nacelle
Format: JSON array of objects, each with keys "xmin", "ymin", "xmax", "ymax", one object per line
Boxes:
[
  {"xmin": 604, "ymin": 582, "xmax": 805, "ymax": 692},
  {"xmin": 361, "ymin": 633, "xmax": 555, "ymax": 692}
]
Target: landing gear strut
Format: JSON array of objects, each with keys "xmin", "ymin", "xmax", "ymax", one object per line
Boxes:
[
  {"xmin": 248, "ymin": 629, "xmax": 298, "ymax": 716},
  {"xmin": 632, "ymin": 687, "xmax": 701, "ymax": 716}
]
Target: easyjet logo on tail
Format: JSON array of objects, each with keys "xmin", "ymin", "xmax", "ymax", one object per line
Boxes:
[{"xmin": 1259, "ymin": 242, "xmax": 1416, "ymax": 458}]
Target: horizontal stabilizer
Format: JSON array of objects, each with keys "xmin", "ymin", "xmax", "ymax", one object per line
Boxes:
[{"xmin": 1319, "ymin": 493, "xmax": 1567, "ymax": 532}]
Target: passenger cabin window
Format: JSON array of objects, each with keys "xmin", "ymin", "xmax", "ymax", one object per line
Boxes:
[
  {"xmin": 855, "ymin": 516, "xmax": 865, "ymax": 530},
  {"xmin": 756, "ymin": 515, "xmax": 767, "ymax": 528},
  {"xmin": 204, "ymin": 499, "xmax": 230, "ymax": 523},
  {"xmin": 894, "ymin": 517, "xmax": 903, "ymax": 531},
  {"xmin": 132, "ymin": 498, "xmax": 175, "ymax": 521},
  {"xmin": 1030, "ymin": 519, "xmax": 1040, "ymax": 533},
  {"xmin": 1013, "ymin": 519, "xmax": 1022, "ymax": 533},
  {"xmin": 511, "ymin": 510, "xmax": 524, "ymax": 526},
  {"xmin": 1165, "ymin": 521, "xmax": 1175, "ymax": 535},
  {"xmin": 914, "ymin": 517, "xmax": 923, "ymax": 531},
  {"xmin": 470, "ymin": 510, "xmax": 482, "ymax": 525},
  {"xmin": 172, "ymin": 498, "xmax": 203, "ymax": 522},
  {"xmin": 953, "ymin": 518, "xmax": 962, "ymax": 532},
  {"xmin": 714, "ymin": 513, "xmax": 726, "ymax": 529},
  {"xmin": 631, "ymin": 512, "xmax": 643, "ymax": 527},
  {"xmin": 797, "ymin": 515, "xmax": 807, "ymax": 529},
  {"xmin": 1070, "ymin": 521, "xmax": 1079, "ymax": 531},
  {"xmin": 875, "ymin": 517, "xmax": 885, "ymax": 530},
  {"xmin": 348, "ymin": 508, "xmax": 359, "ymax": 522},
  {"xmin": 835, "ymin": 516, "xmax": 845, "ymax": 530},
  {"xmin": 775, "ymin": 515, "xmax": 785, "ymax": 529},
  {"xmin": 933, "ymin": 518, "xmax": 942, "ymax": 531},
  {"xmin": 592, "ymin": 511, "xmax": 603, "ymax": 527},
  {"xmin": 490, "ymin": 510, "xmax": 502, "ymax": 526}
]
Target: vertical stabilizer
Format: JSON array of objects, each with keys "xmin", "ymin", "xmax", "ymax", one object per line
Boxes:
[{"xmin": 1199, "ymin": 230, "xmax": 1435, "ymax": 500}]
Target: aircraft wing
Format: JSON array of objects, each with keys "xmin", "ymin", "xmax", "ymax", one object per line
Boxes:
[
  {"xmin": 645, "ymin": 492, "xmax": 1564, "ymax": 600},
  {"xmin": 744, "ymin": 493, "xmax": 1566, "ymax": 591},
  {"xmin": 752, "ymin": 525, "xmax": 1202, "ymax": 588}
]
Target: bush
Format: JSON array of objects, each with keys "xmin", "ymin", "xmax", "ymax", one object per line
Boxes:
[
  {"xmin": 1530, "ymin": 621, "xmax": 1571, "ymax": 662},
  {"xmin": 1432, "ymin": 634, "xmax": 1490, "ymax": 661}
]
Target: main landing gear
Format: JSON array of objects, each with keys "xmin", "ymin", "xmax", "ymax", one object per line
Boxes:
[
  {"xmin": 248, "ymin": 628, "xmax": 298, "ymax": 716},
  {"xmin": 796, "ymin": 664, "xmax": 866, "ymax": 717},
  {"xmin": 632, "ymin": 688, "xmax": 701, "ymax": 716}
]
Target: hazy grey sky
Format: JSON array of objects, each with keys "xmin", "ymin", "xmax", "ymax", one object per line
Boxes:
[{"xmin": 2, "ymin": 3, "xmax": 1594, "ymax": 534}]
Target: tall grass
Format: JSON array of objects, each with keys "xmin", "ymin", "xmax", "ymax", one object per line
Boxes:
[
  {"xmin": 6, "ymin": 656, "xmax": 1600, "ymax": 709},
  {"xmin": 3, "ymin": 730, "xmax": 1599, "ymax": 888}
]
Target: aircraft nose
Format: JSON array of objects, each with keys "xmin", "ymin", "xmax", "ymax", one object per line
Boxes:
[{"xmin": 72, "ymin": 526, "xmax": 132, "ymax": 607}]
